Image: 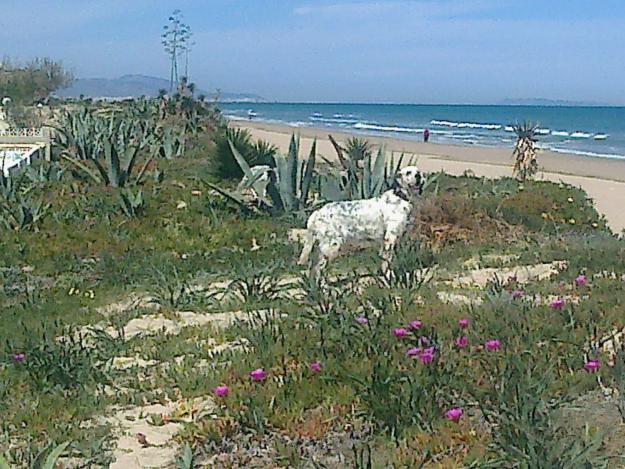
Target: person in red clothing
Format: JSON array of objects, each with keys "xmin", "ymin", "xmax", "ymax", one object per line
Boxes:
[{"xmin": 423, "ymin": 128, "xmax": 430, "ymax": 143}]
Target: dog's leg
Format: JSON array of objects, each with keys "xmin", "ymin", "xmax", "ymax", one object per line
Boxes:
[
  {"xmin": 311, "ymin": 241, "xmax": 340, "ymax": 283},
  {"xmin": 297, "ymin": 230, "xmax": 315, "ymax": 266},
  {"xmin": 381, "ymin": 232, "xmax": 399, "ymax": 281}
]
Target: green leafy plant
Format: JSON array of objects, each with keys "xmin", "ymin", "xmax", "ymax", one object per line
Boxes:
[{"xmin": 118, "ymin": 189, "xmax": 146, "ymax": 218}]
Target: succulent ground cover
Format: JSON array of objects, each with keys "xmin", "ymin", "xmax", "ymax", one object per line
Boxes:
[{"xmin": 1, "ymin": 110, "xmax": 625, "ymax": 467}]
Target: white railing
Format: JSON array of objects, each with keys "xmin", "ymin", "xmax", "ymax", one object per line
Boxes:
[{"xmin": 0, "ymin": 128, "xmax": 44, "ymax": 138}]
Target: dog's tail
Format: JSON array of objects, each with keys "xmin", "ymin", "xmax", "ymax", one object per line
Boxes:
[{"xmin": 297, "ymin": 229, "xmax": 315, "ymax": 266}]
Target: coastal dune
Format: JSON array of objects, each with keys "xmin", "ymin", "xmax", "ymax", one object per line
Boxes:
[{"xmin": 233, "ymin": 121, "xmax": 625, "ymax": 234}]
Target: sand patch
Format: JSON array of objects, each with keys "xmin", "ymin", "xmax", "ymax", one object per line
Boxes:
[
  {"xmin": 104, "ymin": 397, "xmax": 215, "ymax": 469},
  {"xmin": 448, "ymin": 261, "xmax": 568, "ymax": 289},
  {"xmin": 437, "ymin": 291, "xmax": 483, "ymax": 306}
]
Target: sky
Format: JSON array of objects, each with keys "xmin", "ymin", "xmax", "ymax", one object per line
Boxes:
[{"xmin": 1, "ymin": 0, "xmax": 625, "ymax": 104}]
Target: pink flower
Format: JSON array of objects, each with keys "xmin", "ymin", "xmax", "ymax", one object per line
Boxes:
[
  {"xmin": 407, "ymin": 347, "xmax": 422, "ymax": 357},
  {"xmin": 455, "ymin": 336, "xmax": 468, "ymax": 349},
  {"xmin": 550, "ymin": 298, "xmax": 565, "ymax": 310},
  {"xmin": 511, "ymin": 290, "xmax": 524, "ymax": 299},
  {"xmin": 213, "ymin": 385, "xmax": 229, "ymax": 397},
  {"xmin": 575, "ymin": 275, "xmax": 587, "ymax": 287},
  {"xmin": 249, "ymin": 368, "xmax": 266, "ymax": 382},
  {"xmin": 355, "ymin": 316, "xmax": 368, "ymax": 325},
  {"xmin": 458, "ymin": 319, "xmax": 470, "ymax": 329},
  {"xmin": 445, "ymin": 407, "xmax": 463, "ymax": 422},
  {"xmin": 408, "ymin": 320, "xmax": 422, "ymax": 330},
  {"xmin": 485, "ymin": 339, "xmax": 501, "ymax": 351},
  {"xmin": 419, "ymin": 347, "xmax": 435, "ymax": 364},
  {"xmin": 12, "ymin": 352, "xmax": 25, "ymax": 363},
  {"xmin": 393, "ymin": 328, "xmax": 408, "ymax": 338},
  {"xmin": 584, "ymin": 359, "xmax": 600, "ymax": 372},
  {"xmin": 309, "ymin": 361, "xmax": 322, "ymax": 373}
]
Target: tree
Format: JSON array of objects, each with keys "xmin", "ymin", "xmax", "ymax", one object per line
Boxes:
[
  {"xmin": 161, "ymin": 10, "xmax": 192, "ymax": 92},
  {"xmin": 0, "ymin": 57, "xmax": 73, "ymax": 104}
]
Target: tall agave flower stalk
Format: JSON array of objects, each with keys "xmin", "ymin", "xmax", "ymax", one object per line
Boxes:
[{"xmin": 512, "ymin": 122, "xmax": 539, "ymax": 181}]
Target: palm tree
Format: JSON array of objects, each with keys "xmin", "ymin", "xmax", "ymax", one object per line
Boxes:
[{"xmin": 512, "ymin": 122, "xmax": 539, "ymax": 181}]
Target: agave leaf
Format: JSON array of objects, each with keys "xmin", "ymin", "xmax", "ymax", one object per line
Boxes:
[
  {"xmin": 42, "ymin": 441, "xmax": 70, "ymax": 469},
  {"xmin": 201, "ymin": 180, "xmax": 250, "ymax": 211},
  {"xmin": 286, "ymin": 134, "xmax": 299, "ymax": 209},
  {"xmin": 274, "ymin": 153, "xmax": 291, "ymax": 210},
  {"xmin": 371, "ymin": 146, "xmax": 386, "ymax": 196},
  {"xmin": 59, "ymin": 153, "xmax": 103, "ymax": 185},
  {"xmin": 362, "ymin": 148, "xmax": 371, "ymax": 198},
  {"xmin": 328, "ymin": 134, "xmax": 349, "ymax": 170},
  {"xmin": 300, "ymin": 139, "xmax": 316, "ymax": 206},
  {"xmin": 228, "ymin": 140, "xmax": 271, "ymax": 206}
]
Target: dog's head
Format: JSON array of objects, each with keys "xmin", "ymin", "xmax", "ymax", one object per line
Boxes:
[{"xmin": 394, "ymin": 166, "xmax": 425, "ymax": 196}]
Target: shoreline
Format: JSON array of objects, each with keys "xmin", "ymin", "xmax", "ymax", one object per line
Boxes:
[{"xmin": 231, "ymin": 119, "xmax": 625, "ymax": 233}]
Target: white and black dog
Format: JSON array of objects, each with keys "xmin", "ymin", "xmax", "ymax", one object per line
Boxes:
[{"xmin": 298, "ymin": 166, "xmax": 425, "ymax": 279}]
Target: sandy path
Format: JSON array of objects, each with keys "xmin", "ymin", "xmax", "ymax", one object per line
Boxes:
[{"xmin": 233, "ymin": 121, "xmax": 625, "ymax": 234}]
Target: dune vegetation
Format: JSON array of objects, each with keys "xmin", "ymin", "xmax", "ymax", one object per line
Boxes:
[{"xmin": 2, "ymin": 93, "xmax": 625, "ymax": 468}]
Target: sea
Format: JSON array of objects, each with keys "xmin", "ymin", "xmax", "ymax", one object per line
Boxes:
[{"xmin": 220, "ymin": 103, "xmax": 625, "ymax": 160}]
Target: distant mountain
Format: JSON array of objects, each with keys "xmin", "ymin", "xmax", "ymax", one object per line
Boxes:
[
  {"xmin": 499, "ymin": 98, "xmax": 607, "ymax": 107},
  {"xmin": 55, "ymin": 74, "xmax": 265, "ymax": 102}
]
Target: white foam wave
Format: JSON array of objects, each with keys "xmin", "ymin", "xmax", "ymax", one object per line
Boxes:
[
  {"xmin": 594, "ymin": 134, "xmax": 608, "ymax": 140},
  {"xmin": 570, "ymin": 131, "xmax": 592, "ymax": 138},
  {"xmin": 551, "ymin": 130, "xmax": 569, "ymax": 137},
  {"xmin": 431, "ymin": 119, "xmax": 502, "ymax": 130},
  {"xmin": 353, "ymin": 122, "xmax": 423, "ymax": 133},
  {"xmin": 310, "ymin": 116, "xmax": 359, "ymax": 124},
  {"xmin": 549, "ymin": 147, "xmax": 625, "ymax": 159},
  {"xmin": 504, "ymin": 126, "xmax": 514, "ymax": 132},
  {"xmin": 536, "ymin": 128, "xmax": 551, "ymax": 135}
]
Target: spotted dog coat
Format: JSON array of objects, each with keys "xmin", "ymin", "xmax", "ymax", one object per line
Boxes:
[{"xmin": 298, "ymin": 166, "xmax": 424, "ymax": 279}]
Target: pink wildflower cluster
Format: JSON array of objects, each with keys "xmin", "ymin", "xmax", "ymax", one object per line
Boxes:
[
  {"xmin": 445, "ymin": 407, "xmax": 463, "ymax": 422},
  {"xmin": 407, "ymin": 346, "xmax": 436, "ymax": 364},
  {"xmin": 575, "ymin": 274, "xmax": 587, "ymax": 287}
]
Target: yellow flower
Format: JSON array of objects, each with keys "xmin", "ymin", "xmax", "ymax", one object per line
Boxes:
[
  {"xmin": 541, "ymin": 212, "xmax": 548, "ymax": 219},
  {"xmin": 592, "ymin": 222, "xmax": 598, "ymax": 228},
  {"xmin": 68, "ymin": 287, "xmax": 75, "ymax": 296},
  {"xmin": 567, "ymin": 197, "xmax": 574, "ymax": 203},
  {"xmin": 569, "ymin": 218, "xmax": 576, "ymax": 224}
]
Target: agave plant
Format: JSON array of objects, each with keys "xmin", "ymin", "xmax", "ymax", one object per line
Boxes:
[
  {"xmin": 512, "ymin": 121, "xmax": 539, "ymax": 181},
  {"xmin": 0, "ymin": 196, "xmax": 50, "ymax": 231},
  {"xmin": 203, "ymin": 134, "xmax": 317, "ymax": 216},
  {"xmin": 56, "ymin": 111, "xmax": 157, "ymax": 187},
  {"xmin": 118, "ymin": 188, "xmax": 145, "ymax": 218},
  {"xmin": 325, "ymin": 134, "xmax": 410, "ymax": 200}
]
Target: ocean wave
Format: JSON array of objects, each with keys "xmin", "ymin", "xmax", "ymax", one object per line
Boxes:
[
  {"xmin": 353, "ymin": 122, "xmax": 423, "ymax": 133},
  {"xmin": 570, "ymin": 131, "xmax": 592, "ymax": 138},
  {"xmin": 310, "ymin": 116, "xmax": 359, "ymax": 124},
  {"xmin": 536, "ymin": 128, "xmax": 551, "ymax": 135},
  {"xmin": 594, "ymin": 134, "xmax": 608, "ymax": 140},
  {"xmin": 504, "ymin": 126, "xmax": 514, "ymax": 132},
  {"xmin": 549, "ymin": 147, "xmax": 625, "ymax": 159},
  {"xmin": 431, "ymin": 119, "xmax": 502, "ymax": 130},
  {"xmin": 551, "ymin": 130, "xmax": 569, "ymax": 137}
]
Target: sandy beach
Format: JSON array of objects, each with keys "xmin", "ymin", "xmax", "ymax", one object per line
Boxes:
[{"xmin": 233, "ymin": 120, "xmax": 625, "ymax": 234}]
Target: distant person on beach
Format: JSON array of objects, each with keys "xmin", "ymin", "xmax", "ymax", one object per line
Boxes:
[{"xmin": 423, "ymin": 128, "xmax": 430, "ymax": 143}]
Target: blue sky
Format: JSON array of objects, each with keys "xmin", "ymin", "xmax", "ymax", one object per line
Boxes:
[{"xmin": 2, "ymin": 0, "xmax": 624, "ymax": 104}]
